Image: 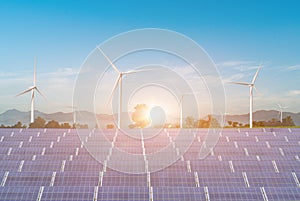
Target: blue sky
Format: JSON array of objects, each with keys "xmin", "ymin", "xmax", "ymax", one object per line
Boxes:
[{"xmin": 0, "ymin": 0, "xmax": 300, "ymax": 115}]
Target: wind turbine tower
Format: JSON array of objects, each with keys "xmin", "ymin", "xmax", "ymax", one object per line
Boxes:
[
  {"xmin": 97, "ymin": 47, "xmax": 146, "ymax": 129},
  {"xmin": 228, "ymin": 66, "xmax": 262, "ymax": 128},
  {"xmin": 16, "ymin": 58, "xmax": 46, "ymax": 123},
  {"xmin": 277, "ymin": 103, "xmax": 288, "ymax": 123}
]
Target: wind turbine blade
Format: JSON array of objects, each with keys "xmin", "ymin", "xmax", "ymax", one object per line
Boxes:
[
  {"xmin": 35, "ymin": 87, "xmax": 47, "ymax": 100},
  {"xmin": 34, "ymin": 57, "xmax": 36, "ymax": 86},
  {"xmin": 15, "ymin": 86, "xmax": 35, "ymax": 97},
  {"xmin": 251, "ymin": 66, "xmax": 262, "ymax": 84},
  {"xmin": 277, "ymin": 103, "xmax": 282, "ymax": 108},
  {"xmin": 108, "ymin": 75, "xmax": 121, "ymax": 103},
  {"xmin": 253, "ymin": 86, "xmax": 263, "ymax": 96},
  {"xmin": 228, "ymin": 81, "xmax": 250, "ymax": 86},
  {"xmin": 97, "ymin": 46, "xmax": 120, "ymax": 74}
]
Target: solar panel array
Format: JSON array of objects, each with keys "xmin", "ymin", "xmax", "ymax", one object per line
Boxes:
[{"xmin": 0, "ymin": 127, "xmax": 300, "ymax": 200}]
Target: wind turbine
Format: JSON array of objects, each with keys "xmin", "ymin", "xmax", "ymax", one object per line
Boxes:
[
  {"xmin": 228, "ymin": 66, "xmax": 262, "ymax": 128},
  {"xmin": 15, "ymin": 58, "xmax": 46, "ymax": 123},
  {"xmin": 277, "ymin": 103, "xmax": 288, "ymax": 123},
  {"xmin": 97, "ymin": 47, "xmax": 146, "ymax": 129}
]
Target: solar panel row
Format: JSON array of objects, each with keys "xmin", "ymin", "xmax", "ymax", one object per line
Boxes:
[{"xmin": 0, "ymin": 128, "xmax": 300, "ymax": 200}]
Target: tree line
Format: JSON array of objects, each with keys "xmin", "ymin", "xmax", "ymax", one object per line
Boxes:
[
  {"xmin": 181, "ymin": 115, "xmax": 296, "ymax": 128},
  {"xmin": 0, "ymin": 116, "xmax": 88, "ymax": 129},
  {"xmin": 227, "ymin": 116, "xmax": 295, "ymax": 128},
  {"xmin": 184, "ymin": 115, "xmax": 221, "ymax": 128}
]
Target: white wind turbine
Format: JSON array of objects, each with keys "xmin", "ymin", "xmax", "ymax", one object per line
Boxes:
[
  {"xmin": 277, "ymin": 103, "xmax": 288, "ymax": 123},
  {"xmin": 97, "ymin": 47, "xmax": 146, "ymax": 129},
  {"xmin": 15, "ymin": 58, "xmax": 46, "ymax": 123},
  {"xmin": 228, "ymin": 66, "xmax": 262, "ymax": 128}
]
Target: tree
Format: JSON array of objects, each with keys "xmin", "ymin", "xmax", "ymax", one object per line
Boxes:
[
  {"xmin": 196, "ymin": 119, "xmax": 210, "ymax": 128},
  {"xmin": 106, "ymin": 124, "xmax": 114, "ymax": 129},
  {"xmin": 209, "ymin": 115, "xmax": 221, "ymax": 128},
  {"xmin": 185, "ymin": 116, "xmax": 195, "ymax": 128},
  {"xmin": 29, "ymin": 117, "xmax": 46, "ymax": 128},
  {"xmin": 232, "ymin": 122, "xmax": 238, "ymax": 127},
  {"xmin": 61, "ymin": 122, "xmax": 71, "ymax": 129},
  {"xmin": 228, "ymin": 121, "xmax": 232, "ymax": 127},
  {"xmin": 282, "ymin": 116, "xmax": 295, "ymax": 126},
  {"xmin": 12, "ymin": 121, "xmax": 26, "ymax": 128},
  {"xmin": 131, "ymin": 104, "xmax": 150, "ymax": 128},
  {"xmin": 45, "ymin": 120, "xmax": 60, "ymax": 128}
]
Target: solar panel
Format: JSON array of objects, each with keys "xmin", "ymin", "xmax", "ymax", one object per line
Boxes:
[{"xmin": 0, "ymin": 128, "xmax": 300, "ymax": 200}]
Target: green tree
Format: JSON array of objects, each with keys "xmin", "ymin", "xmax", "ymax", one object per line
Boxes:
[
  {"xmin": 232, "ymin": 121, "xmax": 238, "ymax": 128},
  {"xmin": 196, "ymin": 119, "xmax": 209, "ymax": 128},
  {"xmin": 185, "ymin": 116, "xmax": 195, "ymax": 128},
  {"xmin": 61, "ymin": 122, "xmax": 71, "ymax": 129},
  {"xmin": 0, "ymin": 124, "xmax": 6, "ymax": 128},
  {"xmin": 282, "ymin": 116, "xmax": 295, "ymax": 126},
  {"xmin": 12, "ymin": 121, "xmax": 26, "ymax": 128},
  {"xmin": 29, "ymin": 117, "xmax": 46, "ymax": 128},
  {"xmin": 45, "ymin": 120, "xmax": 60, "ymax": 128}
]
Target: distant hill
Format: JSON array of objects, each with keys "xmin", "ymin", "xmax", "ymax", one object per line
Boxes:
[
  {"xmin": 224, "ymin": 110, "xmax": 300, "ymax": 126},
  {"xmin": 1, "ymin": 109, "xmax": 300, "ymax": 127},
  {"xmin": 0, "ymin": 109, "xmax": 114, "ymax": 128}
]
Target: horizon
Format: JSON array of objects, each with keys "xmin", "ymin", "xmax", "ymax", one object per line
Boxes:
[
  {"xmin": 2, "ymin": 107, "xmax": 299, "ymax": 115},
  {"xmin": 1, "ymin": 107, "xmax": 299, "ymax": 128}
]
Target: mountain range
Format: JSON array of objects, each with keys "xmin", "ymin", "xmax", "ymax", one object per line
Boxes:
[
  {"xmin": 0, "ymin": 109, "xmax": 113, "ymax": 128},
  {"xmin": 224, "ymin": 110, "xmax": 300, "ymax": 126},
  {"xmin": 0, "ymin": 109, "xmax": 300, "ymax": 127}
]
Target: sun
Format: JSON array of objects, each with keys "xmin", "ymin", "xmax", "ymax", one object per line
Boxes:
[{"xmin": 131, "ymin": 104, "xmax": 151, "ymax": 128}]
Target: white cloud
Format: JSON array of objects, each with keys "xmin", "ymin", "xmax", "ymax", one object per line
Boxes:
[
  {"xmin": 287, "ymin": 90, "xmax": 300, "ymax": 96},
  {"xmin": 222, "ymin": 73, "xmax": 245, "ymax": 83},
  {"xmin": 217, "ymin": 60, "xmax": 253, "ymax": 68},
  {"xmin": 42, "ymin": 67, "xmax": 79, "ymax": 77},
  {"xmin": 286, "ymin": 64, "xmax": 300, "ymax": 71}
]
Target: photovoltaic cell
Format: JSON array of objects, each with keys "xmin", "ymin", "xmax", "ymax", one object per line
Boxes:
[{"xmin": 0, "ymin": 128, "xmax": 299, "ymax": 200}]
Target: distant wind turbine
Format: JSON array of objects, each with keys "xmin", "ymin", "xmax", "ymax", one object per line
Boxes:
[
  {"xmin": 97, "ymin": 47, "xmax": 146, "ymax": 129},
  {"xmin": 15, "ymin": 58, "xmax": 46, "ymax": 123},
  {"xmin": 228, "ymin": 66, "xmax": 262, "ymax": 128},
  {"xmin": 277, "ymin": 103, "xmax": 288, "ymax": 123}
]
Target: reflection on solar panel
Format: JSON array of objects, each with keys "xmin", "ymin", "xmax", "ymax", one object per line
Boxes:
[{"xmin": 0, "ymin": 128, "xmax": 300, "ymax": 200}]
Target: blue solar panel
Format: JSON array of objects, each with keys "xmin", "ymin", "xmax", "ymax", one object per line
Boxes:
[{"xmin": 0, "ymin": 128, "xmax": 300, "ymax": 200}]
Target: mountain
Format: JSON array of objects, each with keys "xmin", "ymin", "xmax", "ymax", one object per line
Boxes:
[
  {"xmin": 1, "ymin": 109, "xmax": 300, "ymax": 127},
  {"xmin": 224, "ymin": 110, "xmax": 300, "ymax": 126},
  {"xmin": 0, "ymin": 109, "xmax": 114, "ymax": 128}
]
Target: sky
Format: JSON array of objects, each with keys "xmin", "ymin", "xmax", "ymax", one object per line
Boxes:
[{"xmin": 0, "ymin": 0, "xmax": 300, "ymax": 117}]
